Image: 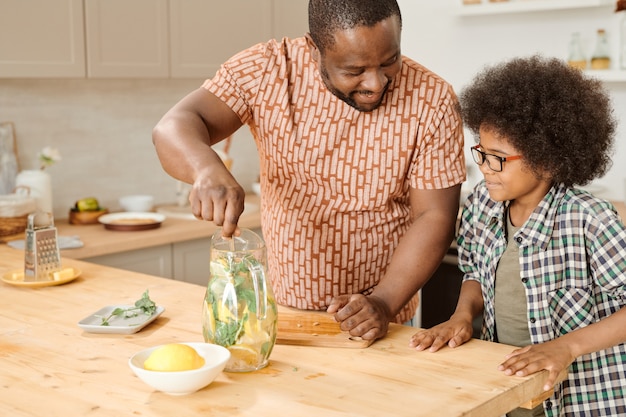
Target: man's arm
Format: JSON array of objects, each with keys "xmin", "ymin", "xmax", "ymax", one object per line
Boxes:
[
  {"xmin": 328, "ymin": 184, "xmax": 461, "ymax": 340},
  {"xmin": 372, "ymin": 185, "xmax": 461, "ymax": 317},
  {"xmin": 152, "ymin": 87, "xmax": 246, "ymax": 236}
]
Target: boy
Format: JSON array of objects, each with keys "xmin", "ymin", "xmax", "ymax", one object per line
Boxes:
[{"xmin": 409, "ymin": 55, "xmax": 626, "ymax": 417}]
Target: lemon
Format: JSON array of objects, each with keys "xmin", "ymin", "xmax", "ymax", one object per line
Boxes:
[
  {"xmin": 210, "ymin": 259, "xmax": 230, "ymax": 278},
  {"xmin": 228, "ymin": 345, "xmax": 260, "ymax": 369},
  {"xmin": 144, "ymin": 344, "xmax": 205, "ymax": 371}
]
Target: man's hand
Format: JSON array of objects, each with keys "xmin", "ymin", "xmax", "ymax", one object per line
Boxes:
[
  {"xmin": 189, "ymin": 167, "xmax": 245, "ymax": 237},
  {"xmin": 327, "ymin": 294, "xmax": 392, "ymax": 341}
]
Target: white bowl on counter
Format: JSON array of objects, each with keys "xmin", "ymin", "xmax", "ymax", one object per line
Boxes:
[
  {"xmin": 119, "ymin": 195, "xmax": 154, "ymax": 212},
  {"xmin": 129, "ymin": 342, "xmax": 230, "ymax": 395}
]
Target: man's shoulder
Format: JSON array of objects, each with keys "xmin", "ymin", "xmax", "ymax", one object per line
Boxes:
[
  {"xmin": 228, "ymin": 36, "xmax": 308, "ymax": 62},
  {"xmin": 400, "ymin": 56, "xmax": 451, "ymax": 86}
]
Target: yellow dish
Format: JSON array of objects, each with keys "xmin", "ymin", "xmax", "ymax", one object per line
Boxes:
[{"xmin": 1, "ymin": 267, "xmax": 82, "ymax": 288}]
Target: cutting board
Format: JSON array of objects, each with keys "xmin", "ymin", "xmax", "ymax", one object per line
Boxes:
[{"xmin": 276, "ymin": 306, "xmax": 374, "ymax": 348}]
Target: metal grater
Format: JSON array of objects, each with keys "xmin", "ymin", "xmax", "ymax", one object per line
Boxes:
[{"xmin": 24, "ymin": 212, "xmax": 61, "ymax": 282}]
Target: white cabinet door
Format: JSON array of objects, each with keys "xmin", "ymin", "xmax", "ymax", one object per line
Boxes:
[
  {"xmin": 172, "ymin": 238, "xmax": 211, "ymax": 286},
  {"xmin": 169, "ymin": 0, "xmax": 273, "ymax": 78},
  {"xmin": 0, "ymin": 0, "xmax": 85, "ymax": 77},
  {"xmin": 84, "ymin": 0, "xmax": 169, "ymax": 78},
  {"xmin": 85, "ymin": 245, "xmax": 173, "ymax": 279}
]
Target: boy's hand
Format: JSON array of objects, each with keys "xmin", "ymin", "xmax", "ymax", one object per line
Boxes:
[
  {"xmin": 409, "ymin": 316, "xmax": 474, "ymax": 352},
  {"xmin": 498, "ymin": 340, "xmax": 575, "ymax": 391}
]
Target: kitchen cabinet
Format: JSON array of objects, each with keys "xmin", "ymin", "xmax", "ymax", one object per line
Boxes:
[
  {"xmin": 169, "ymin": 0, "xmax": 309, "ymax": 78},
  {"xmin": 0, "ymin": 0, "xmax": 85, "ymax": 77},
  {"xmin": 169, "ymin": 0, "xmax": 273, "ymax": 78},
  {"xmin": 0, "ymin": 0, "xmax": 308, "ymax": 79},
  {"xmin": 0, "ymin": 0, "xmax": 167, "ymax": 78},
  {"xmin": 84, "ymin": 239, "xmax": 213, "ymax": 285},
  {"xmin": 84, "ymin": 0, "xmax": 169, "ymax": 78},
  {"xmin": 172, "ymin": 238, "xmax": 210, "ymax": 285},
  {"xmin": 85, "ymin": 245, "xmax": 173, "ymax": 279}
]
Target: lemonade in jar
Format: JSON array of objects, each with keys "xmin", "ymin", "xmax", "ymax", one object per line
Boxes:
[{"xmin": 202, "ymin": 229, "xmax": 277, "ymax": 372}]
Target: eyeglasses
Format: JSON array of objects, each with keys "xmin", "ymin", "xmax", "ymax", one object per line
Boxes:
[{"xmin": 471, "ymin": 145, "xmax": 522, "ymax": 172}]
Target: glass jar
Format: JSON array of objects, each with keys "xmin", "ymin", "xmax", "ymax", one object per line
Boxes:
[
  {"xmin": 15, "ymin": 170, "xmax": 53, "ymax": 214},
  {"xmin": 202, "ymin": 228, "xmax": 277, "ymax": 372},
  {"xmin": 590, "ymin": 29, "xmax": 611, "ymax": 70},
  {"xmin": 567, "ymin": 32, "xmax": 587, "ymax": 70}
]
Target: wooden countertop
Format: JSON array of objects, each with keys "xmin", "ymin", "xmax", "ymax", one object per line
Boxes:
[
  {"xmin": 1, "ymin": 195, "xmax": 262, "ymax": 259},
  {"xmin": 0, "ymin": 246, "xmax": 564, "ymax": 417}
]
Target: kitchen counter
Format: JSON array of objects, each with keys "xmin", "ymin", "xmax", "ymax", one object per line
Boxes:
[
  {"xmin": 0, "ymin": 246, "xmax": 564, "ymax": 417},
  {"xmin": 0, "ymin": 194, "xmax": 262, "ymax": 260}
]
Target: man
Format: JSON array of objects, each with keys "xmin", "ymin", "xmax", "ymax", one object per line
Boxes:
[{"xmin": 152, "ymin": 0, "xmax": 465, "ymax": 341}]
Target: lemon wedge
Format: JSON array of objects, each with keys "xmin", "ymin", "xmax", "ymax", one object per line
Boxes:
[
  {"xmin": 144, "ymin": 343, "xmax": 205, "ymax": 371},
  {"xmin": 228, "ymin": 345, "xmax": 260, "ymax": 369}
]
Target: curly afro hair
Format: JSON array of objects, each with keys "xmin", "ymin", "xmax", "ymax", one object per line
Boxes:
[
  {"xmin": 308, "ymin": 0, "xmax": 401, "ymax": 53},
  {"xmin": 460, "ymin": 55, "xmax": 616, "ymax": 187}
]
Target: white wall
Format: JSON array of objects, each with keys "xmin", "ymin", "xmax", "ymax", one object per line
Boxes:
[
  {"xmin": 399, "ymin": 0, "xmax": 626, "ymax": 200},
  {"xmin": 0, "ymin": 79, "xmax": 260, "ymax": 218}
]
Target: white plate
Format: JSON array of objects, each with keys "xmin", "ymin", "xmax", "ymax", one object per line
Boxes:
[
  {"xmin": 78, "ymin": 305, "xmax": 165, "ymax": 334},
  {"xmin": 98, "ymin": 212, "xmax": 166, "ymax": 231}
]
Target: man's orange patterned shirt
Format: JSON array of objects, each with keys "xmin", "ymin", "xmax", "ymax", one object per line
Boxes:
[{"xmin": 203, "ymin": 37, "xmax": 465, "ymax": 323}]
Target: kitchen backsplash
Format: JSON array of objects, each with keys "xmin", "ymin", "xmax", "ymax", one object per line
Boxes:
[{"xmin": 0, "ymin": 78, "xmax": 260, "ymax": 219}]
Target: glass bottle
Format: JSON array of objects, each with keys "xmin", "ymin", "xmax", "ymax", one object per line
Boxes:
[
  {"xmin": 567, "ymin": 32, "xmax": 587, "ymax": 70},
  {"xmin": 590, "ymin": 29, "xmax": 611, "ymax": 70}
]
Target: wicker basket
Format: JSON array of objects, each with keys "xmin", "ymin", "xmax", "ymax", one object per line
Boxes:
[{"xmin": 0, "ymin": 189, "xmax": 37, "ymax": 237}]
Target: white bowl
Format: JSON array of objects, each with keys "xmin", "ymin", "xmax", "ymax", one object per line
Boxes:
[
  {"xmin": 119, "ymin": 195, "xmax": 154, "ymax": 212},
  {"xmin": 129, "ymin": 342, "xmax": 230, "ymax": 395}
]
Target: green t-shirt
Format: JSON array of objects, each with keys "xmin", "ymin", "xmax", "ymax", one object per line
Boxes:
[{"xmin": 494, "ymin": 211, "xmax": 545, "ymax": 417}]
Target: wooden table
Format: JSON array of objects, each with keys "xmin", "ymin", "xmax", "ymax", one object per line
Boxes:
[{"xmin": 0, "ymin": 247, "xmax": 564, "ymax": 417}]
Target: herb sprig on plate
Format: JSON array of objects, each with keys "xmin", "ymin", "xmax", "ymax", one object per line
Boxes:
[{"xmin": 98, "ymin": 290, "xmax": 157, "ymax": 326}]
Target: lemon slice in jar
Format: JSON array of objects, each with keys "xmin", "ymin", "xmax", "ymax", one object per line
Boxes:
[{"xmin": 228, "ymin": 345, "xmax": 260, "ymax": 369}]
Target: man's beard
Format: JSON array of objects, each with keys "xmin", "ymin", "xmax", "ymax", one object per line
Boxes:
[{"xmin": 319, "ymin": 66, "xmax": 389, "ymax": 112}]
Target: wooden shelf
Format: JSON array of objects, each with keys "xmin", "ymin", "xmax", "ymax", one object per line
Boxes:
[
  {"xmin": 585, "ymin": 69, "xmax": 626, "ymax": 83},
  {"xmin": 458, "ymin": 0, "xmax": 613, "ymax": 16}
]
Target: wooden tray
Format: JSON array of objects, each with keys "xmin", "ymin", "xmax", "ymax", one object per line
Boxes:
[{"xmin": 276, "ymin": 306, "xmax": 374, "ymax": 348}]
